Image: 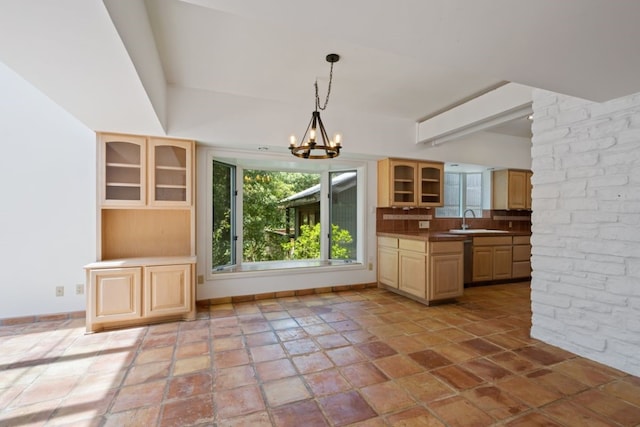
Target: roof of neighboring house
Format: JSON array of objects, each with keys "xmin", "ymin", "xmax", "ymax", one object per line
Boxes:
[{"xmin": 282, "ymin": 172, "xmax": 356, "ymax": 207}]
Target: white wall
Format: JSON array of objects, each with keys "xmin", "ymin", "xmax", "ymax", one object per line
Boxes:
[
  {"xmin": 530, "ymin": 89, "xmax": 640, "ymax": 376},
  {"xmin": 0, "ymin": 61, "xmax": 96, "ymax": 319}
]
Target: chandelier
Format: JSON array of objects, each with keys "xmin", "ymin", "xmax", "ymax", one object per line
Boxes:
[{"xmin": 289, "ymin": 53, "xmax": 342, "ymax": 159}]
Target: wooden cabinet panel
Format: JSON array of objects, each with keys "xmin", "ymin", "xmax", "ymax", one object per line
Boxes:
[
  {"xmin": 430, "ymin": 253, "xmax": 463, "ymax": 300},
  {"xmin": 493, "ymin": 246, "xmax": 513, "ymax": 280},
  {"xmin": 377, "ymin": 246, "xmax": 399, "ymax": 288},
  {"xmin": 377, "ymin": 237, "xmax": 462, "ymax": 304},
  {"xmin": 100, "ymin": 134, "xmax": 147, "ymax": 207},
  {"xmin": 472, "ymin": 246, "xmax": 493, "ymax": 282},
  {"xmin": 144, "ymin": 264, "xmax": 191, "ymax": 317},
  {"xmin": 85, "ymin": 257, "xmax": 196, "ymax": 333},
  {"xmin": 149, "ymin": 138, "xmax": 193, "ymax": 207},
  {"xmin": 512, "ymin": 261, "xmax": 532, "ymax": 278},
  {"xmin": 399, "ymin": 251, "xmax": 426, "ymax": 298},
  {"xmin": 89, "ymin": 267, "xmax": 142, "ymax": 324},
  {"xmin": 418, "ymin": 162, "xmax": 444, "ymax": 206},
  {"xmin": 378, "ymin": 158, "xmax": 443, "ymax": 207},
  {"xmin": 492, "ymin": 169, "xmax": 532, "ymax": 210}
]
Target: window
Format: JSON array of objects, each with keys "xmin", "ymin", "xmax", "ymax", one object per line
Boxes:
[
  {"xmin": 436, "ymin": 172, "xmax": 483, "ymax": 217},
  {"xmin": 212, "ymin": 160, "xmax": 359, "ymax": 271}
]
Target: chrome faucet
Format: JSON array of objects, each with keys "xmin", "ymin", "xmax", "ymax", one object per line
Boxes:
[{"xmin": 461, "ymin": 209, "xmax": 476, "ymax": 230}]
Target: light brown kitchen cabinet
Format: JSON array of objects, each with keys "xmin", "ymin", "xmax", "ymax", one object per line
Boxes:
[
  {"xmin": 100, "ymin": 133, "xmax": 194, "ymax": 208},
  {"xmin": 512, "ymin": 235, "xmax": 532, "ymax": 278},
  {"xmin": 377, "ymin": 236, "xmax": 463, "ymax": 304},
  {"xmin": 398, "ymin": 239, "xmax": 427, "ymax": 298},
  {"xmin": 85, "ymin": 257, "xmax": 196, "ymax": 333},
  {"xmin": 472, "ymin": 236, "xmax": 512, "ymax": 282},
  {"xmin": 377, "ymin": 158, "xmax": 444, "ymax": 207},
  {"xmin": 89, "ymin": 132, "xmax": 197, "ymax": 333},
  {"xmin": 89, "ymin": 267, "xmax": 142, "ymax": 325},
  {"xmin": 377, "ymin": 237, "xmax": 399, "ymax": 288},
  {"xmin": 492, "ymin": 169, "xmax": 532, "ymax": 210},
  {"xmin": 430, "ymin": 242, "xmax": 464, "ymax": 300}
]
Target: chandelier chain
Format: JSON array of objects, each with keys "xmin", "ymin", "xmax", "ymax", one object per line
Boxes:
[{"xmin": 315, "ymin": 61, "xmax": 334, "ymax": 111}]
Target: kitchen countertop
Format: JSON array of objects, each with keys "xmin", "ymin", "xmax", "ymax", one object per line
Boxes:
[{"xmin": 377, "ymin": 230, "xmax": 531, "ymax": 242}]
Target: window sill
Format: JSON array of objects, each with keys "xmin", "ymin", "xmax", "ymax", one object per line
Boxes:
[{"xmin": 211, "ymin": 260, "xmax": 363, "ymax": 278}]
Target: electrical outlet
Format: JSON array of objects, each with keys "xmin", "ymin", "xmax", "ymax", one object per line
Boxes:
[
  {"xmin": 368, "ymin": 262, "xmax": 373, "ymax": 271},
  {"xmin": 56, "ymin": 286, "xmax": 64, "ymax": 297},
  {"xmin": 419, "ymin": 220, "xmax": 430, "ymax": 229},
  {"xmin": 197, "ymin": 275, "xmax": 204, "ymax": 284},
  {"xmin": 76, "ymin": 284, "xmax": 85, "ymax": 295}
]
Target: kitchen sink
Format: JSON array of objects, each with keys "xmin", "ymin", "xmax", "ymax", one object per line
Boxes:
[{"xmin": 448, "ymin": 229, "xmax": 509, "ymax": 234}]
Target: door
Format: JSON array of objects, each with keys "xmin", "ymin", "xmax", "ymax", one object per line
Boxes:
[
  {"xmin": 100, "ymin": 134, "xmax": 146, "ymax": 206},
  {"xmin": 430, "ymin": 254, "xmax": 463, "ymax": 300},
  {"xmin": 149, "ymin": 138, "xmax": 193, "ymax": 206},
  {"xmin": 472, "ymin": 247, "xmax": 493, "ymax": 282},
  {"xmin": 144, "ymin": 264, "xmax": 191, "ymax": 317},
  {"xmin": 493, "ymin": 246, "xmax": 513, "ymax": 280},
  {"xmin": 378, "ymin": 246, "xmax": 399, "ymax": 288},
  {"xmin": 399, "ymin": 251, "xmax": 426, "ymax": 298},
  {"xmin": 89, "ymin": 267, "xmax": 142, "ymax": 323}
]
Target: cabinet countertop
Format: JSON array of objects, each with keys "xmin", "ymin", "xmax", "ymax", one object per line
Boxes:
[
  {"xmin": 85, "ymin": 255, "xmax": 197, "ymax": 269},
  {"xmin": 377, "ymin": 230, "xmax": 531, "ymax": 242}
]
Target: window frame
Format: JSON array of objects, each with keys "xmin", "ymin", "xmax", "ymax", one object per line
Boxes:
[
  {"xmin": 436, "ymin": 171, "xmax": 485, "ymax": 218},
  {"xmin": 207, "ymin": 150, "xmax": 367, "ymax": 277}
]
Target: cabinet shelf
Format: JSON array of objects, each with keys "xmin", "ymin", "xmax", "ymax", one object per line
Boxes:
[
  {"xmin": 156, "ymin": 184, "xmax": 187, "ymax": 189},
  {"xmin": 106, "ymin": 182, "xmax": 142, "ymax": 188},
  {"xmin": 421, "ymin": 178, "xmax": 440, "ymax": 183},
  {"xmin": 156, "ymin": 165, "xmax": 187, "ymax": 172},
  {"xmin": 106, "ymin": 162, "xmax": 141, "ymax": 169}
]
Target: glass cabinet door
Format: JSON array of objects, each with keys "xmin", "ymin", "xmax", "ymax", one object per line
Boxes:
[
  {"xmin": 102, "ymin": 135, "xmax": 146, "ymax": 206},
  {"xmin": 149, "ymin": 139, "xmax": 192, "ymax": 206},
  {"xmin": 418, "ymin": 162, "xmax": 444, "ymax": 206},
  {"xmin": 391, "ymin": 161, "xmax": 417, "ymax": 206}
]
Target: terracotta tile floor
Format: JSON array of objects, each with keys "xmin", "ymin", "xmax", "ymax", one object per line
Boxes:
[{"xmin": 2, "ymin": 282, "xmax": 640, "ymax": 426}]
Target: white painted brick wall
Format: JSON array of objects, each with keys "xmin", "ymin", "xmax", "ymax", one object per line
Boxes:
[{"xmin": 531, "ymin": 89, "xmax": 640, "ymax": 376}]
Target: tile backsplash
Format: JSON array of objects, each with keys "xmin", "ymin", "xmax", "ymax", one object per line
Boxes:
[{"xmin": 376, "ymin": 207, "xmax": 531, "ymax": 233}]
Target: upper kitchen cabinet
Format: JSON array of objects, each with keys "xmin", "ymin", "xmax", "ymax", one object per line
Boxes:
[
  {"xmin": 100, "ymin": 134, "xmax": 147, "ymax": 206},
  {"xmin": 148, "ymin": 138, "xmax": 193, "ymax": 207},
  {"xmin": 99, "ymin": 133, "xmax": 194, "ymax": 208},
  {"xmin": 492, "ymin": 169, "xmax": 532, "ymax": 210},
  {"xmin": 378, "ymin": 158, "xmax": 444, "ymax": 207}
]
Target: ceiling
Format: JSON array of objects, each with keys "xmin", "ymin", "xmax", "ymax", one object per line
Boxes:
[{"xmin": 1, "ymin": 0, "xmax": 639, "ymax": 155}]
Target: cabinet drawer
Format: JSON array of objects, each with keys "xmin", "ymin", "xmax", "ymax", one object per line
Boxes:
[
  {"xmin": 399, "ymin": 238, "xmax": 426, "ymax": 252},
  {"xmin": 473, "ymin": 236, "xmax": 512, "ymax": 246},
  {"xmin": 512, "ymin": 235, "xmax": 531, "ymax": 245},
  {"xmin": 512, "ymin": 261, "xmax": 531, "ymax": 278},
  {"xmin": 430, "ymin": 241, "xmax": 463, "ymax": 254},
  {"xmin": 513, "ymin": 245, "xmax": 531, "ymax": 262},
  {"xmin": 378, "ymin": 236, "xmax": 398, "ymax": 248}
]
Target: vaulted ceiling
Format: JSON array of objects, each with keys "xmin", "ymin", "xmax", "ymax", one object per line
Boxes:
[{"xmin": 1, "ymin": 0, "xmax": 640, "ymax": 156}]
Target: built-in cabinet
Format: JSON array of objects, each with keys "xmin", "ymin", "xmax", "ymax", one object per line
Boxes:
[
  {"xmin": 86, "ymin": 133, "xmax": 196, "ymax": 333},
  {"xmin": 512, "ymin": 235, "xmax": 532, "ymax": 278},
  {"xmin": 377, "ymin": 237, "xmax": 399, "ymax": 288},
  {"xmin": 377, "ymin": 158, "xmax": 444, "ymax": 207},
  {"xmin": 377, "ymin": 236, "xmax": 463, "ymax": 304},
  {"xmin": 472, "ymin": 236, "xmax": 513, "ymax": 282},
  {"xmin": 492, "ymin": 169, "xmax": 533, "ymax": 210},
  {"xmin": 86, "ymin": 257, "xmax": 195, "ymax": 332}
]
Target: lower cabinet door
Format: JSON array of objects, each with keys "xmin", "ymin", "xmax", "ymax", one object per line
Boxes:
[
  {"xmin": 398, "ymin": 251, "xmax": 426, "ymax": 298},
  {"xmin": 90, "ymin": 267, "xmax": 142, "ymax": 323},
  {"xmin": 429, "ymin": 254, "xmax": 463, "ymax": 300},
  {"xmin": 493, "ymin": 246, "xmax": 513, "ymax": 280},
  {"xmin": 144, "ymin": 264, "xmax": 191, "ymax": 317},
  {"xmin": 378, "ymin": 247, "xmax": 399, "ymax": 288}
]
